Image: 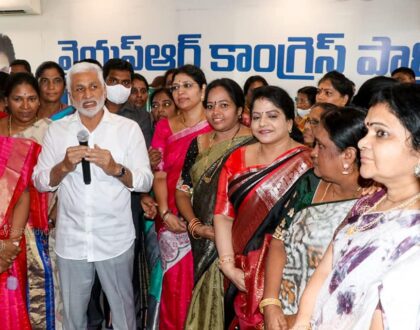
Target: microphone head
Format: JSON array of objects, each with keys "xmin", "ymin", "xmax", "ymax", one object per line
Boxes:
[{"xmin": 77, "ymin": 130, "xmax": 89, "ymax": 143}]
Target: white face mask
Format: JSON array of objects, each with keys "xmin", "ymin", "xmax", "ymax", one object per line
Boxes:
[
  {"xmin": 106, "ymin": 84, "xmax": 131, "ymax": 104},
  {"xmin": 296, "ymin": 108, "xmax": 311, "ymax": 117}
]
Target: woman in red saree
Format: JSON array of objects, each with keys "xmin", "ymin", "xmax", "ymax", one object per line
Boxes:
[
  {"xmin": 0, "ymin": 136, "xmax": 42, "ymax": 329},
  {"xmin": 1, "ymin": 72, "xmax": 54, "ymax": 329},
  {"xmin": 214, "ymin": 86, "xmax": 313, "ymax": 329},
  {"xmin": 151, "ymin": 65, "xmax": 212, "ymax": 329}
]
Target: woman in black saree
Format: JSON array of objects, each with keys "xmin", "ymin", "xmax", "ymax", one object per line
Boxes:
[{"xmin": 176, "ymin": 78, "xmax": 252, "ymax": 329}]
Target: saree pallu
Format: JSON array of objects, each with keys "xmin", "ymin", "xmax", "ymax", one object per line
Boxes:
[
  {"xmin": 26, "ymin": 182, "xmax": 54, "ymax": 330},
  {"xmin": 15, "ymin": 119, "xmax": 55, "ymax": 329},
  {"xmin": 216, "ymin": 145, "xmax": 312, "ymax": 329},
  {"xmin": 0, "ymin": 137, "xmax": 43, "ymax": 330},
  {"xmin": 151, "ymin": 118, "xmax": 212, "ymax": 330},
  {"xmin": 183, "ymin": 136, "xmax": 254, "ymax": 330},
  {"xmin": 312, "ymin": 191, "xmax": 420, "ymax": 329},
  {"xmin": 144, "ymin": 219, "xmax": 163, "ymax": 330}
]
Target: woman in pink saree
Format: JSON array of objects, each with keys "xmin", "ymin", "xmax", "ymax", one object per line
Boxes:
[
  {"xmin": 0, "ymin": 136, "xmax": 42, "ymax": 329},
  {"xmin": 151, "ymin": 65, "xmax": 212, "ymax": 329}
]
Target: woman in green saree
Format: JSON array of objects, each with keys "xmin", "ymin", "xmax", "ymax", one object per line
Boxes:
[{"xmin": 175, "ymin": 78, "xmax": 253, "ymax": 329}]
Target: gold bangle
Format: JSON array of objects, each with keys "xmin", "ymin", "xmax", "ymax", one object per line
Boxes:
[
  {"xmin": 187, "ymin": 218, "xmax": 201, "ymax": 231},
  {"xmin": 259, "ymin": 297, "xmax": 281, "ymax": 314},
  {"xmin": 188, "ymin": 218, "xmax": 203, "ymax": 239},
  {"xmin": 218, "ymin": 255, "xmax": 234, "ymax": 268},
  {"xmin": 188, "ymin": 220, "xmax": 200, "ymax": 232},
  {"xmin": 190, "ymin": 223, "xmax": 201, "ymax": 239}
]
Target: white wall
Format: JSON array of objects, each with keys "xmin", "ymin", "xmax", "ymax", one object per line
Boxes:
[{"xmin": 0, "ymin": 0, "xmax": 419, "ymax": 96}]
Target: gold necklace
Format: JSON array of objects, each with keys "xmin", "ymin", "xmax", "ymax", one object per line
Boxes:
[
  {"xmin": 202, "ymin": 125, "xmax": 241, "ymax": 183},
  {"xmin": 179, "ymin": 113, "xmax": 204, "ymax": 128},
  {"xmin": 319, "ymin": 182, "xmax": 331, "ymax": 202},
  {"xmin": 346, "ymin": 192, "xmax": 420, "ymax": 235},
  {"xmin": 319, "ymin": 182, "xmax": 361, "ymax": 203}
]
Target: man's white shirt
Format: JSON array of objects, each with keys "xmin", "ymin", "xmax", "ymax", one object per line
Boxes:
[{"xmin": 33, "ymin": 108, "xmax": 153, "ymax": 261}]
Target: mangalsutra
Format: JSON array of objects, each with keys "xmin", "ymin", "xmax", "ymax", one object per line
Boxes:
[
  {"xmin": 319, "ymin": 181, "xmax": 361, "ymax": 203},
  {"xmin": 202, "ymin": 125, "xmax": 241, "ymax": 183},
  {"xmin": 346, "ymin": 192, "xmax": 420, "ymax": 235}
]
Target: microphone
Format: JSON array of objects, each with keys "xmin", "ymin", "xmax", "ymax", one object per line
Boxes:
[{"xmin": 77, "ymin": 130, "xmax": 91, "ymax": 185}]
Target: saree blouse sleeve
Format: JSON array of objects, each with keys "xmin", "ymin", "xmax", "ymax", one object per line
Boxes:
[
  {"xmin": 176, "ymin": 137, "xmax": 199, "ymax": 195},
  {"xmin": 150, "ymin": 119, "xmax": 172, "ymax": 172},
  {"xmin": 214, "ymin": 148, "xmax": 243, "ymax": 219}
]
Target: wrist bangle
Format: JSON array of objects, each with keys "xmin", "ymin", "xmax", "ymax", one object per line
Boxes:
[
  {"xmin": 161, "ymin": 210, "xmax": 171, "ymax": 221},
  {"xmin": 259, "ymin": 297, "xmax": 282, "ymax": 314},
  {"xmin": 218, "ymin": 254, "xmax": 235, "ymax": 269},
  {"xmin": 188, "ymin": 218, "xmax": 202, "ymax": 239}
]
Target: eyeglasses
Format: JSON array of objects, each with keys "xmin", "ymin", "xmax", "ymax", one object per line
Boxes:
[
  {"xmin": 205, "ymin": 101, "xmax": 232, "ymax": 111},
  {"xmin": 39, "ymin": 77, "xmax": 64, "ymax": 87},
  {"xmin": 304, "ymin": 118, "xmax": 320, "ymax": 126},
  {"xmin": 151, "ymin": 100, "xmax": 173, "ymax": 109},
  {"xmin": 169, "ymin": 82, "xmax": 198, "ymax": 93}
]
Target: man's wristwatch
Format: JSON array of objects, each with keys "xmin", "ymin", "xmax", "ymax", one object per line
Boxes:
[{"xmin": 114, "ymin": 165, "xmax": 126, "ymax": 178}]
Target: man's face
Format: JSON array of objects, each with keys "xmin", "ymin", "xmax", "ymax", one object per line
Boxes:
[
  {"xmin": 70, "ymin": 71, "xmax": 105, "ymax": 118},
  {"xmin": 105, "ymin": 69, "xmax": 131, "ymax": 88}
]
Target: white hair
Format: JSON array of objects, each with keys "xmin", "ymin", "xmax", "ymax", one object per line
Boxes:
[{"xmin": 66, "ymin": 61, "xmax": 105, "ymax": 91}]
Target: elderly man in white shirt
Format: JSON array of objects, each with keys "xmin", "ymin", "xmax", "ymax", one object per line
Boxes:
[{"xmin": 33, "ymin": 62, "xmax": 153, "ymax": 330}]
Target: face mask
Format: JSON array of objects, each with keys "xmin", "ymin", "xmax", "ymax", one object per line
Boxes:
[
  {"xmin": 106, "ymin": 84, "xmax": 131, "ymax": 104},
  {"xmin": 296, "ymin": 108, "xmax": 311, "ymax": 117}
]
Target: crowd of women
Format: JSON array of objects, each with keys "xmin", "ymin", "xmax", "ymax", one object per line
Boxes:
[{"xmin": 0, "ymin": 58, "xmax": 419, "ymax": 330}]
